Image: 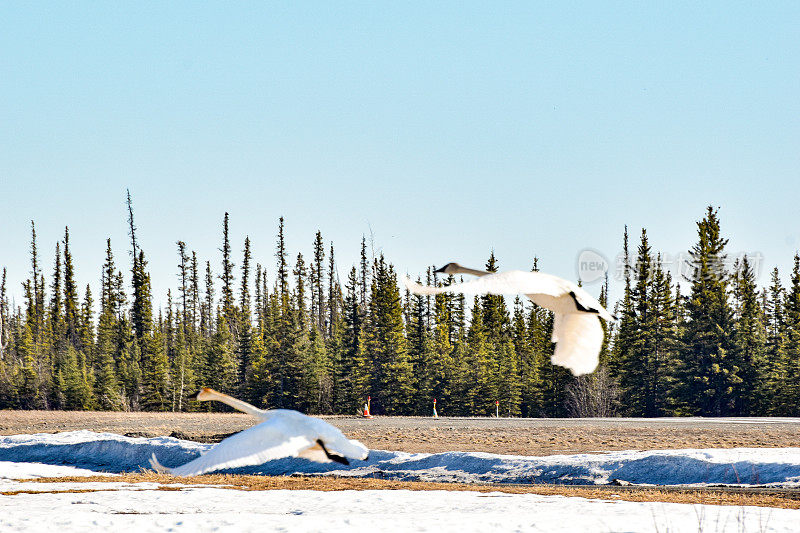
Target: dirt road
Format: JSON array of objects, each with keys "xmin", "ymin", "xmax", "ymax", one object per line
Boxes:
[{"xmin": 2, "ymin": 411, "xmax": 798, "ymax": 455}]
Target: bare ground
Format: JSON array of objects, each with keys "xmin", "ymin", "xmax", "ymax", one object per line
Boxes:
[
  {"xmin": 1, "ymin": 410, "xmax": 799, "ymax": 455},
  {"xmin": 7, "ymin": 473, "xmax": 800, "ymax": 510}
]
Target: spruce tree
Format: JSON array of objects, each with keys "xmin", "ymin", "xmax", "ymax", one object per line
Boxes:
[
  {"xmin": 495, "ymin": 340, "xmax": 521, "ymax": 416},
  {"xmin": 23, "ymin": 222, "xmax": 49, "ymax": 406},
  {"xmin": 514, "ymin": 296, "xmax": 539, "ymax": 417},
  {"xmin": 428, "ymin": 280, "xmax": 454, "ymax": 414},
  {"xmin": 131, "ymin": 250, "xmax": 153, "ymax": 341},
  {"xmin": 0, "ymin": 268, "xmax": 8, "ymax": 377},
  {"xmin": 406, "ymin": 276, "xmax": 431, "ymax": 413},
  {"xmin": 219, "ymin": 213, "xmax": 236, "ymax": 327},
  {"xmin": 141, "ymin": 329, "xmax": 171, "ymax": 411},
  {"xmin": 609, "ymin": 226, "xmax": 633, "ymax": 392},
  {"xmin": 463, "ymin": 299, "xmax": 495, "ymax": 415},
  {"xmin": 294, "ymin": 253, "xmax": 308, "ymax": 328},
  {"xmin": 272, "ymin": 219, "xmax": 300, "ymax": 407},
  {"xmin": 359, "ymin": 237, "xmax": 369, "ymax": 307},
  {"xmin": 246, "ymin": 315, "xmax": 272, "ymax": 409},
  {"xmin": 177, "ymin": 241, "xmax": 190, "ymax": 338},
  {"xmin": 127, "ymin": 192, "xmax": 152, "ymax": 343},
  {"xmin": 326, "ymin": 244, "xmax": 345, "ymax": 409},
  {"xmin": 201, "ymin": 261, "xmax": 215, "ymax": 338},
  {"xmin": 190, "ymin": 251, "xmax": 200, "ymax": 335},
  {"xmin": 16, "ymin": 322, "xmax": 44, "ymax": 408},
  {"xmin": 327, "ymin": 243, "xmax": 341, "ymax": 337},
  {"xmin": 28, "ymin": 221, "xmax": 45, "ymax": 348},
  {"xmin": 202, "ymin": 315, "xmax": 237, "ymax": 405},
  {"xmin": 301, "ymin": 325, "xmax": 331, "ymax": 413},
  {"xmin": 171, "ymin": 320, "xmax": 195, "ymax": 411},
  {"xmin": 776, "ymin": 255, "xmax": 800, "ymax": 414},
  {"xmin": 619, "ymin": 229, "xmax": 653, "ymax": 415},
  {"xmin": 648, "ymin": 256, "xmax": 678, "ymax": 415},
  {"xmin": 94, "ymin": 241, "xmax": 127, "ymax": 409},
  {"xmin": 94, "ymin": 285, "xmax": 123, "ymax": 412},
  {"xmin": 63, "ymin": 227, "xmax": 81, "ymax": 350},
  {"xmin": 338, "ymin": 267, "xmax": 366, "ymax": 413},
  {"xmin": 79, "ymin": 285, "xmax": 95, "ymax": 365},
  {"xmin": 310, "ymin": 231, "xmax": 326, "ymax": 333},
  {"xmin": 481, "ymin": 252, "xmax": 510, "ymax": 340},
  {"xmin": 368, "ymin": 256, "xmax": 413, "ymax": 414},
  {"xmin": 237, "ymin": 236, "xmax": 253, "ymax": 394},
  {"xmin": 731, "ymin": 255, "xmax": 767, "ymax": 415},
  {"xmin": 276, "ymin": 217, "xmax": 289, "ymax": 302},
  {"xmin": 676, "ymin": 207, "xmax": 739, "ymax": 416},
  {"xmin": 764, "ymin": 267, "xmax": 785, "ymax": 413}
]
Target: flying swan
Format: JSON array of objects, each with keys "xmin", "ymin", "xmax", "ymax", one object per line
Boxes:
[
  {"xmin": 402, "ymin": 262, "xmax": 616, "ymax": 376},
  {"xmin": 150, "ymin": 388, "xmax": 369, "ymax": 476}
]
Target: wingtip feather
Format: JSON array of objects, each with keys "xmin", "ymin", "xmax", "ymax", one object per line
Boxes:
[
  {"xmin": 401, "ymin": 275, "xmax": 438, "ymax": 296},
  {"xmin": 149, "ymin": 452, "xmax": 171, "ymax": 474}
]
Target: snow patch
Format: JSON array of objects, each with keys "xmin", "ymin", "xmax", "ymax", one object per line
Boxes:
[
  {"xmin": 0, "ymin": 483, "xmax": 796, "ymax": 532},
  {"xmin": 0, "ymin": 460, "xmax": 104, "ymax": 480},
  {"xmin": 2, "ymin": 431, "xmax": 800, "ymax": 486}
]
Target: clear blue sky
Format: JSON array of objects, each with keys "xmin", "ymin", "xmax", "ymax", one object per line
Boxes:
[{"xmin": 1, "ymin": 2, "xmax": 798, "ymax": 311}]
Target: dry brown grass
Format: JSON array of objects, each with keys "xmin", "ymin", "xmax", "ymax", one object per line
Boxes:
[
  {"xmin": 3, "ymin": 410, "xmax": 799, "ymax": 455},
  {"xmin": 11, "ymin": 473, "xmax": 799, "ymax": 510}
]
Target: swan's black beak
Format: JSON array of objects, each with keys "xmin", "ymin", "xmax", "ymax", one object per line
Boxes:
[
  {"xmin": 193, "ymin": 389, "xmax": 206, "ymax": 400},
  {"xmin": 433, "ymin": 264, "xmax": 450, "ymax": 274}
]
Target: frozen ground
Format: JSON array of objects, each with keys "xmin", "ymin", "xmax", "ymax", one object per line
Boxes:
[
  {"xmin": 2, "ymin": 430, "xmax": 800, "ymax": 486},
  {"xmin": 2, "ymin": 431, "xmax": 800, "ymax": 532}
]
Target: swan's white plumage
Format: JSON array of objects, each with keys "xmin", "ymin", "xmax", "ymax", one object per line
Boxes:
[
  {"xmin": 150, "ymin": 389, "xmax": 369, "ymax": 476},
  {"xmin": 402, "ymin": 269, "xmax": 614, "ymax": 376},
  {"xmin": 551, "ymin": 312, "xmax": 604, "ymax": 375}
]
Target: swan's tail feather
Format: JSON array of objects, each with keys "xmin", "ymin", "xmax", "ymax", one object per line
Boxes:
[{"xmin": 149, "ymin": 452, "xmax": 171, "ymax": 474}]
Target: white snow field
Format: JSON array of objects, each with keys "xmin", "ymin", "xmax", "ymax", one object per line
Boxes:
[
  {"xmin": 2, "ymin": 430, "xmax": 800, "ymax": 486},
  {"xmin": 1, "ymin": 479, "xmax": 797, "ymax": 533},
  {"xmin": 2, "ymin": 431, "xmax": 800, "ymax": 532}
]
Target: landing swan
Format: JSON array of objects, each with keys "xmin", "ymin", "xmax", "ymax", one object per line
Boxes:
[
  {"xmin": 150, "ymin": 388, "xmax": 369, "ymax": 476},
  {"xmin": 402, "ymin": 262, "xmax": 615, "ymax": 376}
]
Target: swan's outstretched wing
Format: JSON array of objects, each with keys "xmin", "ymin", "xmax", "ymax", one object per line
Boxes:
[
  {"xmin": 155, "ymin": 417, "xmax": 312, "ymax": 476},
  {"xmin": 403, "ymin": 270, "xmax": 568, "ymax": 298},
  {"xmin": 150, "ymin": 410, "xmax": 369, "ymax": 476},
  {"xmin": 570, "ymin": 287, "xmax": 616, "ymax": 322},
  {"xmin": 551, "ymin": 313, "xmax": 603, "ymax": 375},
  {"xmin": 404, "ymin": 270, "xmax": 616, "ymax": 323},
  {"xmin": 301, "ymin": 414, "xmax": 370, "ymax": 461}
]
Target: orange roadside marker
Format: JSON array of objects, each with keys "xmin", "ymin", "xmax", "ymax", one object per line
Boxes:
[{"xmin": 363, "ymin": 395, "xmax": 373, "ymax": 418}]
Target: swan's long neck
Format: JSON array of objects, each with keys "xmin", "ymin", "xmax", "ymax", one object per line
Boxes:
[
  {"xmin": 455, "ymin": 265, "xmax": 491, "ymax": 277},
  {"xmin": 199, "ymin": 389, "xmax": 267, "ymax": 419}
]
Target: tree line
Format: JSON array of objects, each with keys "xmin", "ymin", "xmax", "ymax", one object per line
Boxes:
[{"xmin": 0, "ymin": 200, "xmax": 798, "ymax": 416}]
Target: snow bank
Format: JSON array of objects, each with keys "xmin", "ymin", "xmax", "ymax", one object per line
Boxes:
[{"xmin": 2, "ymin": 430, "xmax": 800, "ymax": 486}]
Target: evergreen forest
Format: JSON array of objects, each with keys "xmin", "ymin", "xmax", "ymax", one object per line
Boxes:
[{"xmin": 1, "ymin": 197, "xmax": 798, "ymax": 417}]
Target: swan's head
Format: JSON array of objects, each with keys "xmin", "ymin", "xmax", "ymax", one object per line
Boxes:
[
  {"xmin": 434, "ymin": 262, "xmax": 463, "ymax": 275},
  {"xmin": 196, "ymin": 387, "xmax": 216, "ymax": 401}
]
